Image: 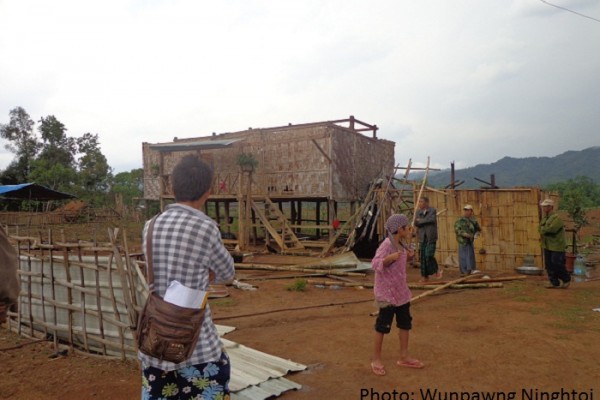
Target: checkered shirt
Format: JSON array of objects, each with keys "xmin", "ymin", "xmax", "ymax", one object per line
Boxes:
[{"xmin": 138, "ymin": 203, "xmax": 235, "ymax": 371}]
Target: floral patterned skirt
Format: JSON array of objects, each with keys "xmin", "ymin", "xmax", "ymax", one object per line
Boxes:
[{"xmin": 141, "ymin": 351, "xmax": 230, "ymax": 400}]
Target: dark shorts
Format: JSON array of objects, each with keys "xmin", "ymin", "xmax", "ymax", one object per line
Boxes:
[
  {"xmin": 141, "ymin": 351, "xmax": 230, "ymax": 400},
  {"xmin": 375, "ymin": 302, "xmax": 412, "ymax": 333}
]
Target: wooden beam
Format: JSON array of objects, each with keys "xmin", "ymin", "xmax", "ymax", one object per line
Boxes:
[{"xmin": 311, "ymin": 139, "xmax": 332, "ymax": 163}]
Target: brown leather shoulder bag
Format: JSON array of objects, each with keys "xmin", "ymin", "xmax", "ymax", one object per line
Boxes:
[{"xmin": 136, "ymin": 216, "xmax": 205, "ymax": 363}]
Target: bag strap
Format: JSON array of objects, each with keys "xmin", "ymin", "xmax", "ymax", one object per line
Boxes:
[{"xmin": 145, "ymin": 215, "xmax": 159, "ymax": 287}]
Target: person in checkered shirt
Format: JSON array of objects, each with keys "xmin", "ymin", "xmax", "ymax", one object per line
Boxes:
[{"xmin": 140, "ymin": 155, "xmax": 235, "ymax": 400}]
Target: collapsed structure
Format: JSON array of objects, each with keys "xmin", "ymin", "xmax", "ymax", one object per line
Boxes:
[{"xmin": 141, "ymin": 116, "xmax": 550, "ymax": 271}]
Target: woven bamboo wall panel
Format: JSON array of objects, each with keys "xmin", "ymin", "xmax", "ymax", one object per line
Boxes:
[
  {"xmin": 143, "ymin": 122, "xmax": 395, "ymax": 201},
  {"xmin": 424, "ymin": 188, "xmax": 545, "ymax": 273},
  {"xmin": 331, "ymin": 129, "xmax": 395, "ymax": 201}
]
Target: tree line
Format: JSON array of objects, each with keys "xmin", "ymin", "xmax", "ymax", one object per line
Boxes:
[
  {"xmin": 0, "ymin": 106, "xmax": 142, "ymax": 210},
  {"xmin": 545, "ymin": 176, "xmax": 600, "ymax": 230},
  {"xmin": 3, "ymin": 106, "xmax": 599, "ymax": 218}
]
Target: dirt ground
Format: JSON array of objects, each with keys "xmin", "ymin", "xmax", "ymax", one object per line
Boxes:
[
  {"xmin": 1, "ymin": 263, "xmax": 599, "ymax": 400},
  {"xmin": 2, "ymin": 209, "xmax": 600, "ymax": 399}
]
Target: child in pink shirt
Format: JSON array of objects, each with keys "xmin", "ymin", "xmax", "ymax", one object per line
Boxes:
[{"xmin": 371, "ymin": 214, "xmax": 424, "ymax": 376}]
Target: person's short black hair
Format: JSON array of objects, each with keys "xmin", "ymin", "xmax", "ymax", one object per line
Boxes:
[
  {"xmin": 420, "ymin": 196, "xmax": 429, "ymax": 203},
  {"xmin": 171, "ymin": 155, "xmax": 213, "ymax": 202}
]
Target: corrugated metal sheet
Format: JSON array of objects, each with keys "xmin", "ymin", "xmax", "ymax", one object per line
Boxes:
[
  {"xmin": 215, "ymin": 326, "xmax": 306, "ymax": 399},
  {"xmin": 223, "ymin": 338, "xmax": 306, "ymax": 390},
  {"xmin": 295, "ymin": 252, "xmax": 372, "ymax": 272},
  {"xmin": 232, "ymin": 378, "xmax": 302, "ymax": 400}
]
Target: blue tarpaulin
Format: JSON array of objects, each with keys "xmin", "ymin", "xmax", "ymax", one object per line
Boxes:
[{"xmin": 0, "ymin": 183, "xmax": 75, "ymax": 201}]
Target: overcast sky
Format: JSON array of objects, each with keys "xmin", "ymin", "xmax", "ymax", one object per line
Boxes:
[{"xmin": 1, "ymin": 0, "xmax": 599, "ymax": 174}]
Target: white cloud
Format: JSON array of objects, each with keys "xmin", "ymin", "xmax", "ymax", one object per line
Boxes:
[{"xmin": 1, "ymin": 0, "xmax": 600, "ymax": 174}]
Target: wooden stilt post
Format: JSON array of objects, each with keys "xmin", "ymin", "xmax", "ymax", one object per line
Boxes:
[
  {"xmin": 236, "ymin": 172, "xmax": 245, "ymax": 250},
  {"xmin": 297, "ymin": 201, "xmax": 303, "ymax": 235},
  {"xmin": 251, "ymin": 208, "xmax": 258, "ymax": 246},
  {"xmin": 224, "ymin": 202, "xmax": 231, "ymax": 234},
  {"xmin": 316, "ymin": 200, "xmax": 322, "ymax": 238},
  {"xmin": 244, "ymin": 171, "xmax": 252, "ymax": 248},
  {"xmin": 215, "ymin": 200, "xmax": 221, "ymax": 227},
  {"xmin": 328, "ymin": 199, "xmax": 335, "ymax": 241}
]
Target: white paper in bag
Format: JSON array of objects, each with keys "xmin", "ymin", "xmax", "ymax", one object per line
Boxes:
[{"xmin": 163, "ymin": 280, "xmax": 208, "ymax": 309}]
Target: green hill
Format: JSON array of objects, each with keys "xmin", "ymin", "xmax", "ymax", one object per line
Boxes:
[{"xmin": 422, "ymin": 147, "xmax": 600, "ymax": 188}]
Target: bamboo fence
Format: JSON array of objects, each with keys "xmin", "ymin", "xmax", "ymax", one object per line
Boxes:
[
  {"xmin": 5, "ymin": 229, "xmax": 146, "ymax": 360},
  {"xmin": 428, "ymin": 188, "xmax": 550, "ymax": 272}
]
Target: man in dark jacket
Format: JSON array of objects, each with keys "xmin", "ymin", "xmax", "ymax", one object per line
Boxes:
[{"xmin": 414, "ymin": 197, "xmax": 440, "ymax": 281}]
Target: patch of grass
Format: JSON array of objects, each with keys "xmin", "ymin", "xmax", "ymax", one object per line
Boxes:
[
  {"xmin": 286, "ymin": 279, "xmax": 308, "ymax": 292},
  {"xmin": 514, "ymin": 295, "xmax": 535, "ymax": 302},
  {"xmin": 209, "ymin": 298, "xmax": 237, "ymax": 307},
  {"xmin": 504, "ymin": 281, "xmax": 537, "ymax": 302},
  {"xmin": 574, "ymin": 288, "xmax": 596, "ymax": 302},
  {"xmin": 504, "ymin": 281, "xmax": 545, "ymax": 303},
  {"xmin": 530, "ymin": 286, "xmax": 545, "ymax": 296},
  {"xmin": 504, "ymin": 281, "xmax": 526, "ymax": 295},
  {"xmin": 549, "ymin": 305, "xmax": 589, "ymax": 331}
]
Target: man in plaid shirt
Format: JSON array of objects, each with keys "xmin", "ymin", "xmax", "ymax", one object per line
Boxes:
[{"xmin": 140, "ymin": 155, "xmax": 235, "ymax": 400}]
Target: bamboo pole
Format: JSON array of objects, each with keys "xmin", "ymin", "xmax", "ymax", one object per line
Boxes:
[
  {"xmin": 234, "ymin": 263, "xmax": 366, "ymax": 277},
  {"xmin": 409, "ymin": 283, "xmax": 503, "ymax": 290},
  {"xmin": 411, "ymin": 156, "xmax": 430, "ymax": 226},
  {"xmin": 307, "ymin": 279, "xmax": 367, "ymax": 288},
  {"xmin": 341, "ymin": 177, "xmax": 381, "ymax": 251},
  {"xmin": 308, "ymin": 280, "xmax": 503, "ymax": 290},
  {"xmin": 293, "ymin": 262, "xmax": 358, "ymax": 270},
  {"xmin": 393, "ymin": 159, "xmax": 413, "ymax": 216},
  {"xmin": 369, "ymin": 273, "xmax": 484, "ymax": 317},
  {"xmin": 239, "ymin": 273, "xmax": 326, "ymax": 281},
  {"xmin": 410, "ymin": 273, "xmax": 481, "ymax": 302},
  {"xmin": 320, "ymin": 206, "xmax": 363, "ymax": 255},
  {"xmin": 325, "ymin": 275, "xmax": 361, "ymax": 283},
  {"xmin": 411, "ymin": 275, "xmax": 526, "ymax": 285},
  {"xmin": 425, "ymin": 186, "xmax": 447, "ymax": 195},
  {"xmin": 109, "ymin": 229, "xmax": 137, "ymax": 333},
  {"xmin": 368, "ymin": 163, "xmax": 400, "ymax": 240}
]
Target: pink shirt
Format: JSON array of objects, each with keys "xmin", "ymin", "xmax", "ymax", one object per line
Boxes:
[{"xmin": 372, "ymin": 237, "xmax": 412, "ymax": 306}]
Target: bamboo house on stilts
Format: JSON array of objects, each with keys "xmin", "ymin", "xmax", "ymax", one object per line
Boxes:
[{"xmin": 142, "ymin": 116, "xmax": 396, "ymax": 255}]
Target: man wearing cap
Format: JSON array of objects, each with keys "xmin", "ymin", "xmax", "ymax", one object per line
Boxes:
[
  {"xmin": 539, "ymin": 198, "xmax": 570, "ymax": 289},
  {"xmin": 454, "ymin": 205, "xmax": 481, "ymax": 275}
]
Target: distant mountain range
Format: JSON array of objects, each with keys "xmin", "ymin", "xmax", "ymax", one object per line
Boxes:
[{"xmin": 414, "ymin": 147, "xmax": 600, "ymax": 189}]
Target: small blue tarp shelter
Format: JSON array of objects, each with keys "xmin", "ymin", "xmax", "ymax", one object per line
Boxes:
[{"xmin": 0, "ymin": 183, "xmax": 75, "ymax": 201}]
